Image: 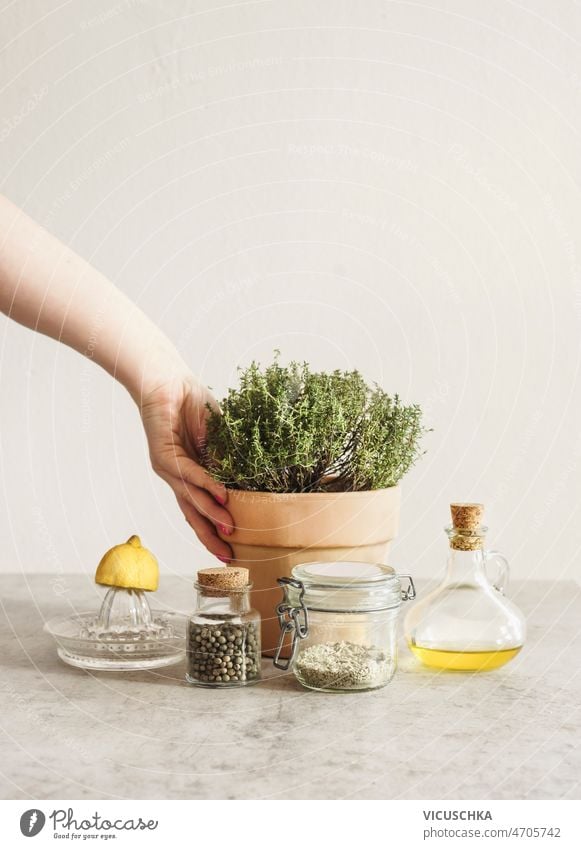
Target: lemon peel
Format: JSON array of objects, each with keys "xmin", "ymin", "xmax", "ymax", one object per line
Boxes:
[{"xmin": 95, "ymin": 534, "xmax": 159, "ymax": 591}]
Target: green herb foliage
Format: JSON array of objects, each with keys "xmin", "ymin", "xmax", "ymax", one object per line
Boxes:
[{"xmin": 204, "ymin": 357, "xmax": 426, "ymax": 492}]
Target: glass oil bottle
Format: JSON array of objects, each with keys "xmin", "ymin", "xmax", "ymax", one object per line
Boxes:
[{"xmin": 404, "ymin": 503, "xmax": 526, "ymax": 671}]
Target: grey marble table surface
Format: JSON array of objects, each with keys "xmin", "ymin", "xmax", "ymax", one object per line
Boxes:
[{"xmin": 0, "ymin": 574, "xmax": 579, "ymax": 800}]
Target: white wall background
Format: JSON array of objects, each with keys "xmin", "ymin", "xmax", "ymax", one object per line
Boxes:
[{"xmin": 1, "ymin": 0, "xmax": 580, "ymax": 586}]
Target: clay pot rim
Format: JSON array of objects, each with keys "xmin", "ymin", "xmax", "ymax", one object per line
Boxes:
[
  {"xmin": 221, "ymin": 485, "xmax": 401, "ymax": 545},
  {"xmin": 225, "ymin": 485, "xmax": 400, "ymax": 503}
]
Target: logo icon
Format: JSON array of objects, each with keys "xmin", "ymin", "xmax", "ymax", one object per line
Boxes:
[{"xmin": 19, "ymin": 809, "xmax": 45, "ymax": 837}]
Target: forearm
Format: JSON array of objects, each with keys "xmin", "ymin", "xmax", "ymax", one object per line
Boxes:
[{"xmin": 0, "ymin": 194, "xmax": 190, "ymax": 402}]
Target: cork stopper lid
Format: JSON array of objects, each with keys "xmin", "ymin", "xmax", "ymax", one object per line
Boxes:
[
  {"xmin": 448, "ymin": 503, "xmax": 485, "ymax": 550},
  {"xmin": 196, "ymin": 566, "xmax": 249, "ymax": 595},
  {"xmin": 450, "ymin": 502, "xmax": 484, "ymax": 530}
]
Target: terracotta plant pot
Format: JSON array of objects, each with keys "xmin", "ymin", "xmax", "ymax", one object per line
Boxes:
[{"xmin": 218, "ymin": 486, "xmax": 401, "ymax": 656}]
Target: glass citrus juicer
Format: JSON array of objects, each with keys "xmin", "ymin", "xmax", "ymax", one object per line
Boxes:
[
  {"xmin": 45, "ymin": 535, "xmax": 186, "ymax": 670},
  {"xmin": 404, "ymin": 503, "xmax": 526, "ymax": 671}
]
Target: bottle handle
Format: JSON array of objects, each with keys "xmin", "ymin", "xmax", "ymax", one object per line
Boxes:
[{"xmin": 484, "ymin": 550, "xmax": 510, "ymax": 595}]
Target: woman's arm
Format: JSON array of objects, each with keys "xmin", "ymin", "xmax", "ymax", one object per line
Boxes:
[
  {"xmin": 0, "ymin": 194, "xmax": 233, "ymax": 561},
  {"xmin": 0, "ymin": 193, "xmax": 186, "ymax": 402}
]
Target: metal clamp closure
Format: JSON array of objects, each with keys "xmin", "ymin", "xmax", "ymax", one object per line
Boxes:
[
  {"xmin": 273, "ymin": 578, "xmax": 309, "ymax": 670},
  {"xmin": 398, "ymin": 574, "xmax": 416, "ymax": 601}
]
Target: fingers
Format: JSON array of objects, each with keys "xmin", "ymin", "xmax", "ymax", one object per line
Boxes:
[
  {"xmin": 153, "ymin": 451, "xmax": 229, "ymax": 509},
  {"xmin": 175, "ymin": 456, "xmax": 228, "ymax": 507},
  {"xmin": 177, "ymin": 496, "xmax": 233, "ymax": 562},
  {"xmin": 168, "ymin": 477, "xmax": 233, "ymax": 534}
]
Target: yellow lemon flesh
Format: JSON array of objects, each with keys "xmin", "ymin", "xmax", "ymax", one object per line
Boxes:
[{"xmin": 95, "ymin": 535, "xmax": 159, "ymax": 591}]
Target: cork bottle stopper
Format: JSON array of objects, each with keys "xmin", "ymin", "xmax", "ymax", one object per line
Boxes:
[
  {"xmin": 450, "ymin": 503, "xmax": 484, "ymax": 530},
  {"xmin": 449, "ymin": 503, "xmax": 485, "ymax": 551},
  {"xmin": 197, "ymin": 566, "xmax": 249, "ymax": 594}
]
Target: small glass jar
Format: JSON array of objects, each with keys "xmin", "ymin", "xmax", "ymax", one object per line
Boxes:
[
  {"xmin": 273, "ymin": 561, "xmax": 415, "ymax": 692},
  {"xmin": 186, "ymin": 566, "xmax": 261, "ymax": 687}
]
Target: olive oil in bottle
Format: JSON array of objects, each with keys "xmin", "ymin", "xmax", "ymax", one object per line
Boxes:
[{"xmin": 408, "ymin": 644, "xmax": 522, "ymax": 671}]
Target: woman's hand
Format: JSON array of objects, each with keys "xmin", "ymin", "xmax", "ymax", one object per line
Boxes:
[
  {"xmin": 0, "ymin": 196, "xmax": 234, "ymax": 560},
  {"xmin": 139, "ymin": 374, "xmax": 234, "ymax": 562}
]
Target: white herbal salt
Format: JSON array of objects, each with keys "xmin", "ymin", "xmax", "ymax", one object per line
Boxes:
[{"xmin": 294, "ymin": 640, "xmax": 388, "ymax": 690}]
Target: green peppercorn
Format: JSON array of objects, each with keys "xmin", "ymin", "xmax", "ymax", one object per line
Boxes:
[{"xmin": 187, "ymin": 619, "xmax": 261, "ymax": 687}]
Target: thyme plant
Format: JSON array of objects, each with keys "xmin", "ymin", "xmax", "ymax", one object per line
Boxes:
[{"xmin": 204, "ymin": 357, "xmax": 426, "ymax": 493}]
